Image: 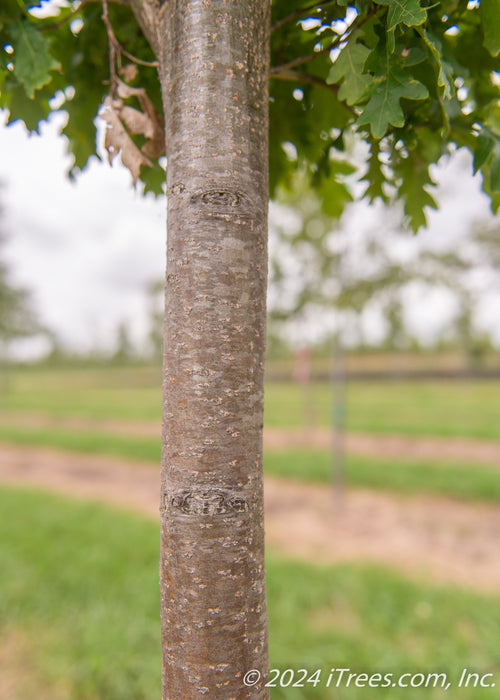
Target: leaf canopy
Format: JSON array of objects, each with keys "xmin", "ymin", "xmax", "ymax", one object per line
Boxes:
[
  {"xmin": 1, "ymin": 0, "xmax": 499, "ymax": 230},
  {"xmin": 9, "ymin": 19, "xmax": 60, "ymax": 98},
  {"xmin": 357, "ymin": 44, "xmax": 429, "ymax": 138},
  {"xmin": 327, "ymin": 40, "xmax": 372, "ymax": 105},
  {"xmin": 375, "ymin": 0, "xmax": 427, "ymax": 33}
]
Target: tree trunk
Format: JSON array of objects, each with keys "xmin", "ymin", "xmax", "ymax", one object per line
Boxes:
[{"xmin": 154, "ymin": 1, "xmax": 270, "ymax": 697}]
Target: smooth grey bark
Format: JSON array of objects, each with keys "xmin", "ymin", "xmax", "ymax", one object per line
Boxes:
[{"xmin": 130, "ymin": 1, "xmax": 271, "ymax": 697}]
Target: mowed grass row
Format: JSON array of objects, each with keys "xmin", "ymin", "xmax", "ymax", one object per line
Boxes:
[
  {"xmin": 1, "ymin": 486, "xmax": 499, "ymax": 700},
  {"xmin": 0, "ymin": 423, "xmax": 499, "ymax": 503},
  {"xmin": 2, "ymin": 366, "xmax": 500, "ymax": 439}
]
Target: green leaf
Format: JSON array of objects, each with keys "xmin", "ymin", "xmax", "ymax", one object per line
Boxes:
[
  {"xmin": 2, "ymin": 80, "xmax": 51, "ymax": 130},
  {"xmin": 318, "ymin": 177, "xmax": 353, "ymax": 218},
  {"xmin": 62, "ymin": 106, "xmax": 99, "ymax": 173},
  {"xmin": 357, "ymin": 49, "xmax": 429, "ymax": 139},
  {"xmin": 9, "ymin": 20, "xmax": 60, "ymax": 98},
  {"xmin": 269, "ymin": 79, "xmax": 351, "ymax": 194},
  {"xmin": 490, "ymin": 146, "xmax": 500, "ymax": 191},
  {"xmin": 402, "ymin": 47, "xmax": 427, "ymax": 67},
  {"xmin": 415, "ymin": 28, "xmax": 453, "ymax": 134},
  {"xmin": 473, "ymin": 133, "xmax": 495, "ymax": 174},
  {"xmin": 62, "ymin": 88, "xmax": 103, "ymax": 172},
  {"xmin": 374, "ymin": 0, "xmax": 427, "ymax": 32},
  {"xmin": 480, "ymin": 158, "xmax": 500, "ymax": 212},
  {"xmin": 480, "ymin": 0, "xmax": 500, "ymax": 57},
  {"xmin": 418, "ymin": 29, "xmax": 452, "ymax": 100},
  {"xmin": 0, "ymin": 1, "xmax": 23, "ymax": 23},
  {"xmin": 327, "ymin": 41, "xmax": 372, "ymax": 105},
  {"xmin": 140, "ymin": 160, "xmax": 166, "ymax": 197},
  {"xmin": 394, "ymin": 150, "xmax": 438, "ymax": 231},
  {"xmin": 316, "ymin": 161, "xmax": 354, "ymax": 218},
  {"xmin": 362, "ymin": 138, "xmax": 392, "ymax": 204}
]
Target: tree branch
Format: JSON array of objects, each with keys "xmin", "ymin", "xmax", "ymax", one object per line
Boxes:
[
  {"xmin": 102, "ymin": 0, "xmax": 119, "ymax": 93},
  {"xmin": 271, "ymin": 6, "xmax": 378, "ymax": 74},
  {"xmin": 102, "ymin": 0, "xmax": 158, "ymax": 88},
  {"xmin": 269, "ymin": 68, "xmax": 357, "ymax": 116},
  {"xmin": 119, "ymin": 47, "xmax": 159, "ymax": 68},
  {"xmin": 270, "ymin": 67, "xmax": 334, "ymax": 91},
  {"xmin": 126, "ymin": 0, "xmax": 161, "ymax": 58},
  {"xmin": 271, "ymin": 0, "xmax": 338, "ymax": 34},
  {"xmin": 271, "ymin": 35, "xmax": 342, "ymax": 74}
]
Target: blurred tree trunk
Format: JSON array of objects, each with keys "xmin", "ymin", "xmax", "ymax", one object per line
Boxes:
[{"xmin": 152, "ymin": 1, "xmax": 270, "ymax": 697}]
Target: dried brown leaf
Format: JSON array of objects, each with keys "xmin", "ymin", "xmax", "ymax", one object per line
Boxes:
[
  {"xmin": 119, "ymin": 105, "xmax": 153, "ymax": 137},
  {"xmin": 119, "ymin": 63, "xmax": 138, "ymax": 83},
  {"xmin": 100, "ymin": 96, "xmax": 153, "ymax": 184},
  {"xmin": 117, "ymin": 79, "xmax": 165, "ymax": 158}
]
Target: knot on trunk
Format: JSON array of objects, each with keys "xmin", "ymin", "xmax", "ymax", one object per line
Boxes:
[{"xmin": 168, "ymin": 489, "xmax": 249, "ymax": 516}]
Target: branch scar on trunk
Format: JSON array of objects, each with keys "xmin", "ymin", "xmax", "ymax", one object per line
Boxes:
[{"xmin": 167, "ymin": 489, "xmax": 249, "ymax": 516}]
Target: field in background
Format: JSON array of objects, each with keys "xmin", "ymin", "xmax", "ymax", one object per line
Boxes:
[
  {"xmin": 1, "ymin": 364, "xmax": 499, "ymax": 502},
  {"xmin": 2, "ymin": 363, "xmax": 500, "ymax": 439},
  {"xmin": 1, "ymin": 486, "xmax": 498, "ymax": 700},
  {"xmin": 1, "ymin": 361, "xmax": 499, "ymax": 698},
  {"xmin": 265, "ymin": 349, "xmax": 500, "ymax": 379}
]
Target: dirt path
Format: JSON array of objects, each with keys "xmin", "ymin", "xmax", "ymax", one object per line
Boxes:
[
  {"xmin": 1, "ymin": 442, "xmax": 499, "ymax": 594},
  {"xmin": 2, "ymin": 412, "xmax": 500, "ymax": 465},
  {"xmin": 267, "ymin": 428, "xmax": 500, "ymax": 465}
]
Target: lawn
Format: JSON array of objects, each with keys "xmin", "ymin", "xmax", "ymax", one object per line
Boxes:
[
  {"xmin": 265, "ymin": 450, "xmax": 500, "ymax": 503},
  {"xmin": 1, "ymin": 486, "xmax": 498, "ymax": 699},
  {"xmin": 0, "ymin": 366, "xmax": 162, "ymax": 422},
  {"xmin": 2, "ymin": 366, "xmax": 500, "ymax": 440},
  {"xmin": 264, "ymin": 380, "xmax": 500, "ymax": 440},
  {"xmin": 0, "ymin": 421, "xmax": 498, "ymax": 503}
]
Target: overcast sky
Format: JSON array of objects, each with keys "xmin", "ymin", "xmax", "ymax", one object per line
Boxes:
[
  {"xmin": 1, "ymin": 108, "xmax": 499, "ymax": 359},
  {"xmin": 1, "ymin": 110, "xmax": 166, "ymax": 357}
]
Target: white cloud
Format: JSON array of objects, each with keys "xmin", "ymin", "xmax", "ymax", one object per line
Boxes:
[
  {"xmin": 0, "ymin": 111, "xmax": 166, "ymax": 355},
  {"xmin": 1, "ymin": 109, "xmax": 499, "ymax": 358}
]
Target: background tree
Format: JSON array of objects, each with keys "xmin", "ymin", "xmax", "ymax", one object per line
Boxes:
[
  {"xmin": 1, "ymin": 1, "xmax": 500, "ymax": 698},
  {"xmin": 0, "ymin": 235, "xmax": 37, "ymax": 348},
  {"xmin": 422, "ymin": 220, "xmax": 500, "ymax": 364},
  {"xmin": 269, "ymin": 176, "xmax": 500, "ymax": 356},
  {"xmin": 0, "ymin": 193, "xmax": 42, "ymax": 393},
  {"xmin": 0, "ymin": 197, "xmax": 40, "ymax": 358},
  {"xmin": 112, "ymin": 320, "xmax": 135, "ymax": 363}
]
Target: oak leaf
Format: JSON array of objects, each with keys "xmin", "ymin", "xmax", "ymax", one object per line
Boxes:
[
  {"xmin": 101, "ymin": 96, "xmax": 153, "ymax": 184},
  {"xmin": 100, "ymin": 79, "xmax": 165, "ymax": 183}
]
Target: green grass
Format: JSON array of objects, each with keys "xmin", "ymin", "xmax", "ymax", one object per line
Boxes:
[
  {"xmin": 0, "ymin": 423, "xmax": 498, "ymax": 503},
  {"xmin": 264, "ymin": 380, "xmax": 500, "ymax": 440},
  {"xmin": 1, "ymin": 367, "xmax": 162, "ymax": 420},
  {"xmin": 1, "ymin": 366, "xmax": 499, "ymax": 505},
  {"xmin": 0, "ymin": 424, "xmax": 162, "ymax": 463},
  {"xmin": 1, "ymin": 486, "xmax": 499, "ymax": 699},
  {"xmin": 0, "ymin": 487, "xmax": 161, "ymax": 700},
  {"xmin": 0, "ymin": 426, "xmax": 500, "ymax": 501},
  {"xmin": 264, "ymin": 451, "xmax": 500, "ymax": 502},
  {"xmin": 3, "ymin": 366, "xmax": 500, "ymax": 440}
]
